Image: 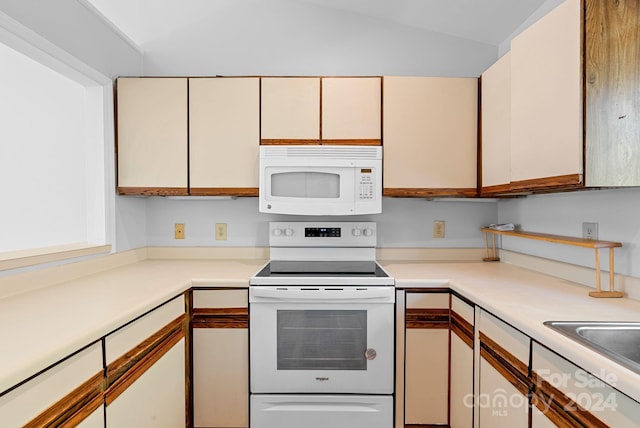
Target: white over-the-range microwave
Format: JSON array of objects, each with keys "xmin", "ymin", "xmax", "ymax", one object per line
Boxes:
[{"xmin": 259, "ymin": 145, "xmax": 382, "ymax": 216}]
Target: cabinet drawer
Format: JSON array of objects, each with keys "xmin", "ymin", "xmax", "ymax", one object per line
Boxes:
[
  {"xmin": 532, "ymin": 342, "xmax": 640, "ymax": 427},
  {"xmin": 479, "ymin": 310, "xmax": 529, "ymax": 365},
  {"xmin": 193, "ymin": 289, "xmax": 247, "ymax": 308},
  {"xmin": 105, "ymin": 295, "xmax": 185, "ymax": 365},
  {"xmin": 0, "ymin": 342, "xmax": 103, "ymax": 427}
]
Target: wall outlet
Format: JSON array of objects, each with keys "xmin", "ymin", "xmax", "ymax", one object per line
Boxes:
[
  {"xmin": 582, "ymin": 222, "xmax": 598, "ymax": 240},
  {"xmin": 433, "ymin": 220, "xmax": 445, "ymax": 238},
  {"xmin": 174, "ymin": 223, "xmax": 185, "ymax": 240},
  {"xmin": 216, "ymin": 223, "xmax": 227, "ymax": 240}
]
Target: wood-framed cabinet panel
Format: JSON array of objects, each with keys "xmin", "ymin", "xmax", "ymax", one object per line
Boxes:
[
  {"xmin": 260, "ymin": 76, "xmax": 381, "ymax": 146},
  {"xmin": 116, "ymin": 77, "xmax": 189, "ymax": 196},
  {"xmin": 189, "ymin": 77, "xmax": 260, "ymax": 196},
  {"xmin": 191, "ymin": 288, "xmax": 249, "ymax": 428},
  {"xmin": 383, "ymin": 76, "xmax": 478, "ymax": 197}
]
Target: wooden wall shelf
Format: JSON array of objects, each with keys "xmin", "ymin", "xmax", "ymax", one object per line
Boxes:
[{"xmin": 481, "ymin": 228, "xmax": 623, "ymax": 298}]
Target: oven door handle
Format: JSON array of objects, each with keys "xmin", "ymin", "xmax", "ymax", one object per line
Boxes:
[{"xmin": 250, "ymin": 287, "xmax": 395, "ymax": 302}]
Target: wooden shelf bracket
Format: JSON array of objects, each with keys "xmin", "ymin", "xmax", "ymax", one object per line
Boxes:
[{"xmin": 481, "ymin": 228, "xmax": 623, "ymax": 298}]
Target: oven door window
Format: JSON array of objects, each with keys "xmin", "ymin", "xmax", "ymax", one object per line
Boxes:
[
  {"xmin": 270, "ymin": 172, "xmax": 340, "ymax": 198},
  {"xmin": 277, "ymin": 310, "xmax": 366, "ymax": 370}
]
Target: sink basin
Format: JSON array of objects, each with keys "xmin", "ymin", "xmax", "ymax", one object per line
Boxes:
[{"xmin": 544, "ymin": 321, "xmax": 640, "ymax": 374}]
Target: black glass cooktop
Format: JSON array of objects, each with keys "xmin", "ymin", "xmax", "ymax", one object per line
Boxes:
[{"xmin": 253, "ymin": 261, "xmax": 390, "ymax": 278}]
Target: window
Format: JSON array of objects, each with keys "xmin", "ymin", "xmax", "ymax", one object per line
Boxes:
[{"xmin": 0, "ymin": 41, "xmax": 109, "ymax": 264}]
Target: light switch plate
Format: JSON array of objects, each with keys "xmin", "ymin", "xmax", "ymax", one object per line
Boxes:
[{"xmin": 433, "ymin": 220, "xmax": 445, "ymax": 239}]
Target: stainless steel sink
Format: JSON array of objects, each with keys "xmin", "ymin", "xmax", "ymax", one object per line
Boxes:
[{"xmin": 544, "ymin": 321, "xmax": 640, "ymax": 374}]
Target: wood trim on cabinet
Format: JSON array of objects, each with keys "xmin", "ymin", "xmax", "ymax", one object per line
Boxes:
[
  {"xmin": 23, "ymin": 371, "xmax": 104, "ymax": 428},
  {"xmin": 105, "ymin": 314, "xmax": 186, "ymax": 405},
  {"xmin": 117, "ymin": 187, "xmax": 189, "ymax": 196},
  {"xmin": 405, "ymin": 308, "xmax": 450, "ymax": 329},
  {"xmin": 191, "ymin": 307, "xmax": 249, "ymax": 328},
  {"xmin": 189, "ymin": 187, "xmax": 258, "ymax": 196},
  {"xmin": 260, "ymin": 139, "xmax": 321, "ymax": 145},
  {"xmin": 383, "ymin": 188, "xmax": 478, "ymax": 197},
  {"xmin": 480, "ymin": 183, "xmax": 513, "ymax": 196},
  {"xmin": 508, "ymin": 173, "xmax": 583, "ymax": 192},
  {"xmin": 321, "ymin": 139, "xmax": 382, "ymax": 146},
  {"xmin": 479, "ymin": 332, "xmax": 532, "ymax": 396},
  {"xmin": 531, "ymin": 371, "xmax": 609, "ymax": 428},
  {"xmin": 451, "ymin": 310, "xmax": 474, "ymax": 349}
]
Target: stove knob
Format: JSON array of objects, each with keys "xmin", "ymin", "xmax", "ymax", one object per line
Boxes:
[
  {"xmin": 285, "ymin": 228, "xmax": 294, "ymax": 237},
  {"xmin": 352, "ymin": 228, "xmax": 362, "ymax": 237},
  {"xmin": 272, "ymin": 228, "xmax": 282, "ymax": 236},
  {"xmin": 363, "ymin": 228, "xmax": 373, "ymax": 237}
]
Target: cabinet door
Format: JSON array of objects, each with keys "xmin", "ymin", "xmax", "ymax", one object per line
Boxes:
[
  {"xmin": 477, "ymin": 310, "xmax": 530, "ymax": 428},
  {"xmin": 116, "ymin": 77, "xmax": 188, "ymax": 195},
  {"xmin": 481, "ymin": 53, "xmax": 511, "ymax": 195},
  {"xmin": 585, "ymin": 0, "xmax": 640, "ymax": 186},
  {"xmin": 192, "ymin": 289, "xmax": 248, "ymax": 427},
  {"xmin": 510, "ymin": 0, "xmax": 582, "ymax": 191},
  {"xmin": 532, "ymin": 342, "xmax": 640, "ymax": 427},
  {"xmin": 0, "ymin": 342, "xmax": 103, "ymax": 427},
  {"xmin": 450, "ymin": 295, "xmax": 474, "ymax": 428},
  {"xmin": 106, "ymin": 338, "xmax": 186, "ymax": 427},
  {"xmin": 104, "ymin": 296, "xmax": 187, "ymax": 427},
  {"xmin": 404, "ymin": 292, "xmax": 449, "ymax": 425},
  {"xmin": 261, "ymin": 77, "xmax": 320, "ymax": 144},
  {"xmin": 322, "ymin": 77, "xmax": 381, "ymax": 145},
  {"xmin": 189, "ymin": 77, "xmax": 259, "ymax": 195},
  {"xmin": 383, "ymin": 76, "xmax": 478, "ymax": 196}
]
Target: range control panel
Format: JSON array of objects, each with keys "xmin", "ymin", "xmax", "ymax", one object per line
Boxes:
[{"xmin": 269, "ymin": 222, "xmax": 377, "ymax": 247}]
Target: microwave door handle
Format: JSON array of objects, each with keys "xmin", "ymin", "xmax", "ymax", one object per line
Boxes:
[{"xmin": 250, "ymin": 288, "xmax": 393, "ymax": 301}]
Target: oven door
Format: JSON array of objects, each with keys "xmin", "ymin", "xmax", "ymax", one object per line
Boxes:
[{"xmin": 249, "ymin": 286, "xmax": 394, "ymax": 394}]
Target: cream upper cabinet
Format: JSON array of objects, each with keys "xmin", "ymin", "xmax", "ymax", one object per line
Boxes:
[
  {"xmin": 321, "ymin": 77, "xmax": 381, "ymax": 144},
  {"xmin": 261, "ymin": 77, "xmax": 321, "ymax": 144},
  {"xmin": 189, "ymin": 77, "xmax": 260, "ymax": 195},
  {"xmin": 510, "ymin": 0, "xmax": 582, "ymax": 190},
  {"xmin": 116, "ymin": 77, "xmax": 188, "ymax": 195},
  {"xmin": 383, "ymin": 76, "xmax": 478, "ymax": 196},
  {"xmin": 481, "ymin": 52, "xmax": 511, "ymax": 195}
]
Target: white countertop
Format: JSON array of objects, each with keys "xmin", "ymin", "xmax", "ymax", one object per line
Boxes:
[
  {"xmin": 1, "ymin": 255, "xmax": 639, "ymax": 404},
  {"xmin": 382, "ymin": 261, "xmax": 640, "ymax": 403},
  {"xmin": 0, "ymin": 258, "xmax": 265, "ymax": 392}
]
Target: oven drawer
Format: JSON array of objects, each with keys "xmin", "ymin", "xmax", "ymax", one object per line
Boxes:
[{"xmin": 251, "ymin": 395, "xmax": 392, "ymax": 428}]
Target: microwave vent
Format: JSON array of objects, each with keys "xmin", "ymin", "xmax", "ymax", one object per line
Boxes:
[{"xmin": 261, "ymin": 145, "xmax": 381, "ymax": 160}]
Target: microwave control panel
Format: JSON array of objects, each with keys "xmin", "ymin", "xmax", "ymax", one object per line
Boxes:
[{"xmin": 358, "ymin": 168, "xmax": 375, "ymax": 200}]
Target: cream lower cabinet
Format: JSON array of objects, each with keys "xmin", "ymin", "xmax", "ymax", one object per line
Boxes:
[
  {"xmin": 477, "ymin": 310, "xmax": 530, "ymax": 428},
  {"xmin": 531, "ymin": 342, "xmax": 640, "ymax": 427},
  {"xmin": 192, "ymin": 289, "xmax": 248, "ymax": 428},
  {"xmin": 396, "ymin": 290, "xmax": 449, "ymax": 426},
  {"xmin": 104, "ymin": 295, "xmax": 187, "ymax": 427},
  {"xmin": 450, "ymin": 295, "xmax": 475, "ymax": 428},
  {"xmin": 383, "ymin": 76, "xmax": 478, "ymax": 197},
  {"xmin": 0, "ymin": 342, "xmax": 104, "ymax": 428}
]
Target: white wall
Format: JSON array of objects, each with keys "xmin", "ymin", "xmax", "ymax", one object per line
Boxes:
[
  {"xmin": 146, "ymin": 197, "xmax": 498, "ymax": 249},
  {"xmin": 139, "ymin": 0, "xmax": 497, "ymax": 77},
  {"xmin": 498, "ymin": 188, "xmax": 640, "ymax": 278}
]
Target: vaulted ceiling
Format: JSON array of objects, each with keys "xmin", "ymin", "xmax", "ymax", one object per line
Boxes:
[{"xmin": 86, "ymin": 0, "xmax": 550, "ymax": 48}]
